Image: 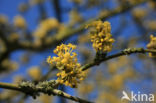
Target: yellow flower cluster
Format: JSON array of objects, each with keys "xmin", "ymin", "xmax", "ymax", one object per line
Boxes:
[
  {"xmin": 147, "ymin": 35, "xmax": 156, "ymax": 57},
  {"xmin": 13, "ymin": 15, "xmax": 26, "ymax": 29},
  {"xmin": 127, "ymin": 0, "xmax": 143, "ymax": 5},
  {"xmin": 33, "ymin": 18, "xmax": 59, "ymax": 39},
  {"xmin": 29, "ymin": 0, "xmax": 45, "ymax": 5},
  {"xmin": 27, "ymin": 66, "xmax": 41, "ymax": 81},
  {"xmin": 47, "ymin": 43, "xmax": 86, "ymax": 88},
  {"xmin": 39, "ymin": 94, "xmax": 53, "ymax": 103},
  {"xmin": 68, "ymin": 0, "xmax": 83, "ymax": 4},
  {"xmin": 132, "ymin": 8, "xmax": 147, "ymax": 19},
  {"xmin": 2, "ymin": 59, "xmax": 19, "ymax": 71},
  {"xmin": 87, "ymin": 20, "xmax": 115, "ymax": 52},
  {"xmin": 0, "ymin": 15, "xmax": 8, "ymax": 24},
  {"xmin": 69, "ymin": 10, "xmax": 83, "ymax": 26},
  {"xmin": 148, "ymin": 1, "xmax": 156, "ymax": 9},
  {"xmin": 146, "ymin": 20, "xmax": 156, "ymax": 31},
  {"xmin": 8, "ymin": 33, "xmax": 19, "ymax": 42},
  {"xmin": 0, "ymin": 39, "xmax": 6, "ymax": 53}
]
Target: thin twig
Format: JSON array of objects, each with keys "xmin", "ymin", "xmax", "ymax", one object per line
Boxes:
[{"xmin": 81, "ymin": 48, "xmax": 156, "ymax": 71}]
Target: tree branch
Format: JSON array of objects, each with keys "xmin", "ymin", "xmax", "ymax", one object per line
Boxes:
[
  {"xmin": 0, "ymin": 48, "xmax": 155, "ymax": 102},
  {"xmin": 52, "ymin": 0, "xmax": 62, "ymax": 22},
  {"xmin": 0, "ymin": 82, "xmax": 93, "ymax": 103},
  {"xmin": 81, "ymin": 48, "xmax": 156, "ymax": 71}
]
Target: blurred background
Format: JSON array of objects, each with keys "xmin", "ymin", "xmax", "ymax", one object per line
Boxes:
[{"xmin": 0, "ymin": 0, "xmax": 156, "ymax": 103}]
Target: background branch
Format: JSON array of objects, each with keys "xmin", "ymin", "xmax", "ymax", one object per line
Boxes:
[{"xmin": 16, "ymin": 0, "xmax": 147, "ymax": 51}]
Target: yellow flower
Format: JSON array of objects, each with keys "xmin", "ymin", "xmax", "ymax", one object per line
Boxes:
[
  {"xmin": 47, "ymin": 43, "xmax": 86, "ymax": 88},
  {"xmin": 1, "ymin": 59, "xmax": 19, "ymax": 71},
  {"xmin": 87, "ymin": 20, "xmax": 115, "ymax": 52},
  {"xmin": 8, "ymin": 33, "xmax": 19, "ymax": 42},
  {"xmin": 147, "ymin": 35, "xmax": 156, "ymax": 57},
  {"xmin": 33, "ymin": 28, "xmax": 47, "ymax": 39},
  {"xmin": 68, "ymin": 0, "xmax": 83, "ymax": 4},
  {"xmin": 39, "ymin": 18, "xmax": 59, "ymax": 31},
  {"xmin": 61, "ymin": 58, "xmax": 68, "ymax": 64},
  {"xmin": 146, "ymin": 20, "xmax": 156, "ymax": 30},
  {"xmin": 13, "ymin": 15, "xmax": 26, "ymax": 28},
  {"xmin": 27, "ymin": 66, "xmax": 41, "ymax": 80},
  {"xmin": 29, "ymin": 0, "xmax": 45, "ymax": 5},
  {"xmin": 69, "ymin": 10, "xmax": 83, "ymax": 26},
  {"xmin": 39, "ymin": 94, "xmax": 53, "ymax": 103},
  {"xmin": 47, "ymin": 56, "xmax": 52, "ymax": 64},
  {"xmin": 0, "ymin": 15, "xmax": 8, "ymax": 24},
  {"xmin": 132, "ymin": 8, "xmax": 147, "ymax": 19},
  {"xmin": 33, "ymin": 18, "xmax": 59, "ymax": 39},
  {"xmin": 148, "ymin": 1, "xmax": 156, "ymax": 9}
]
